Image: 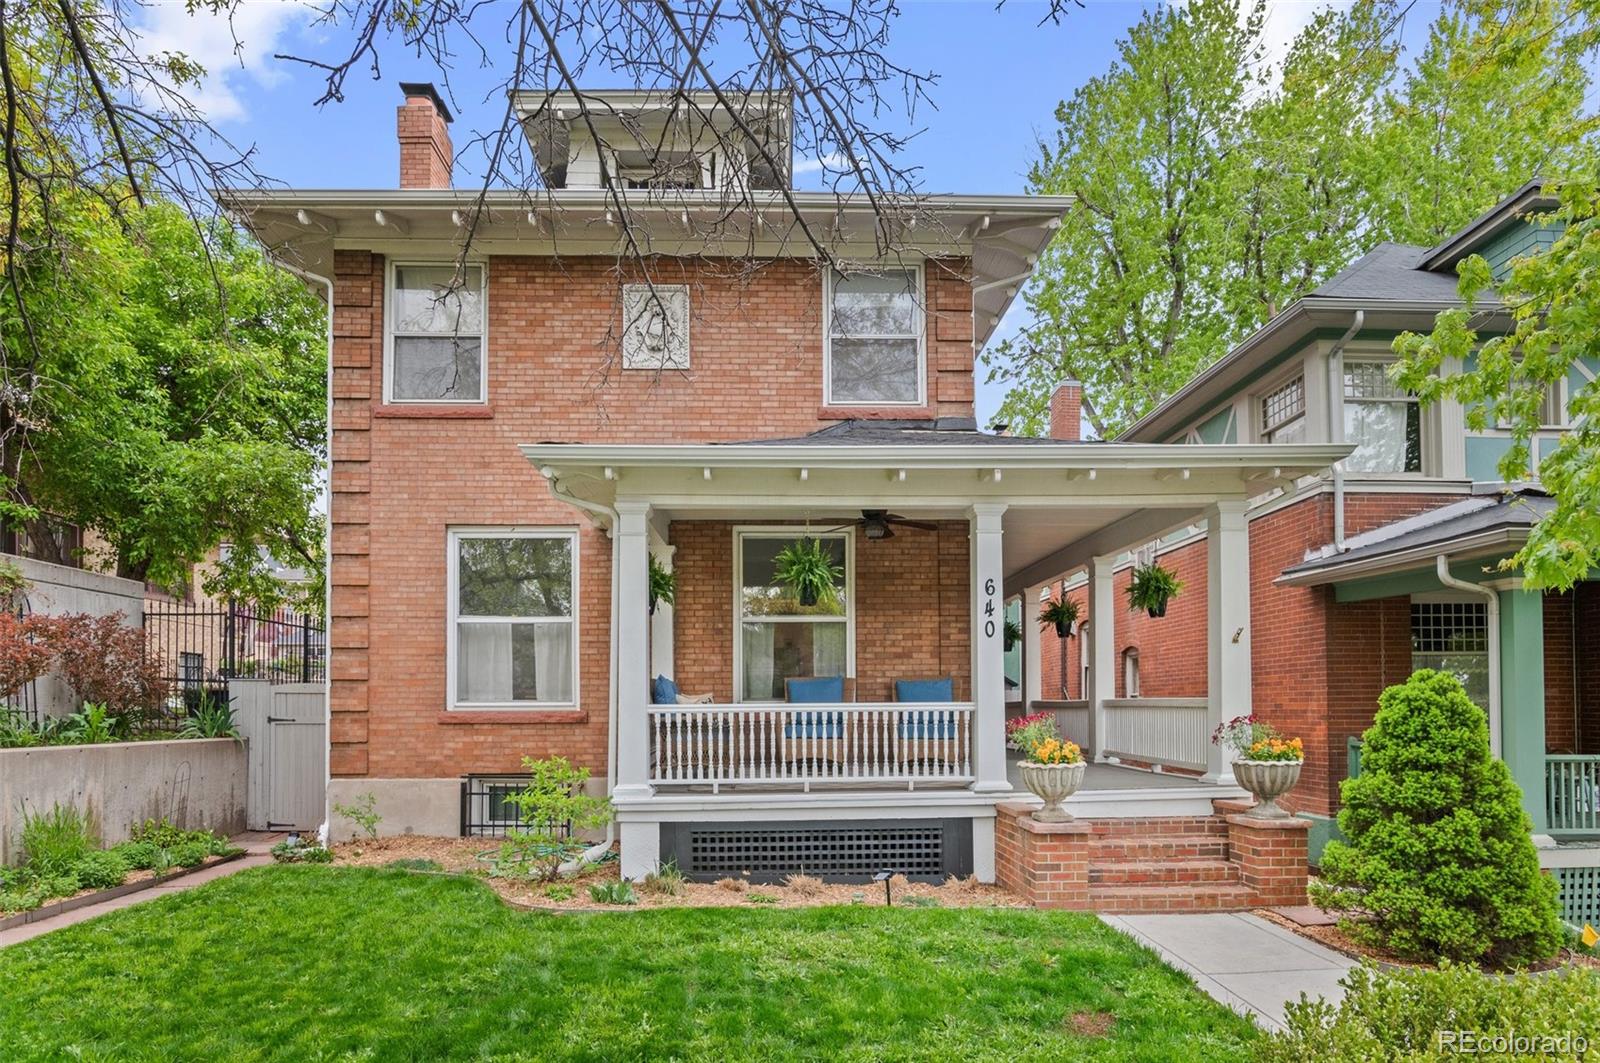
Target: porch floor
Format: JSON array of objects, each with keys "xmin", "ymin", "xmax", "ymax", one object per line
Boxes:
[{"xmin": 1005, "ymin": 754, "xmax": 1204, "ymax": 792}]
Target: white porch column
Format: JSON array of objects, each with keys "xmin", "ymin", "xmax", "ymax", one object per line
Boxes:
[
  {"xmin": 1022, "ymin": 582, "xmax": 1046, "ymax": 708},
  {"xmin": 969, "ymin": 503, "xmax": 1010, "ymax": 793},
  {"xmin": 613, "ymin": 500, "xmax": 654, "ymax": 802},
  {"xmin": 1086, "ymin": 555, "xmax": 1115, "ymax": 762},
  {"xmin": 1205, "ymin": 499, "xmax": 1251, "ymax": 784}
]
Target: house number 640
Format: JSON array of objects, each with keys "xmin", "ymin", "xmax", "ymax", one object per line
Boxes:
[{"xmin": 983, "ymin": 578, "xmax": 997, "ymax": 639}]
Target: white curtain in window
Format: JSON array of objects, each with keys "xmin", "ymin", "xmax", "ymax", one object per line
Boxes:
[
  {"xmin": 533, "ymin": 623, "xmax": 573, "ymax": 702},
  {"xmin": 811, "ymin": 624, "xmax": 846, "ymax": 679},
  {"xmin": 1345, "ymin": 402, "xmax": 1408, "ymax": 473},
  {"xmin": 742, "ymin": 623, "xmax": 776, "ymax": 701},
  {"xmin": 458, "ymin": 623, "xmax": 513, "ymax": 702}
]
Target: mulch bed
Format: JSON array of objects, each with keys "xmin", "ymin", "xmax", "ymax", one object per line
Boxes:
[
  {"xmin": 1256, "ymin": 907, "xmax": 1600, "ymax": 972},
  {"xmin": 330, "ymin": 836, "xmax": 1026, "ymax": 912},
  {"xmin": 0, "ymin": 851, "xmax": 246, "ymax": 930}
]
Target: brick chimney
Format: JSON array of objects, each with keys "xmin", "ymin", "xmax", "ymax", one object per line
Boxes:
[
  {"xmin": 397, "ymin": 82, "xmax": 453, "ymax": 189},
  {"xmin": 1049, "ymin": 380, "xmax": 1082, "ymax": 441}
]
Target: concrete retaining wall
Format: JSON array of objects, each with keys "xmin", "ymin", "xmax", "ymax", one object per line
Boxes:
[{"xmin": 0, "ymin": 738, "xmax": 246, "ymax": 864}]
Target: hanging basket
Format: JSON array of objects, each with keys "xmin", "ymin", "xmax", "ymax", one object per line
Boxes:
[{"xmin": 1147, "ymin": 601, "xmax": 1167, "ymax": 619}]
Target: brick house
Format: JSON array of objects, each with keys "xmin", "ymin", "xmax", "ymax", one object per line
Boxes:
[
  {"xmin": 1016, "ymin": 180, "xmax": 1600, "ymax": 915},
  {"xmin": 231, "ymin": 83, "xmax": 1354, "ymax": 899}
]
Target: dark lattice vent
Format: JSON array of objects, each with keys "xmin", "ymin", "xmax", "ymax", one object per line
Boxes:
[{"xmin": 662, "ymin": 819, "xmax": 971, "ymax": 883}]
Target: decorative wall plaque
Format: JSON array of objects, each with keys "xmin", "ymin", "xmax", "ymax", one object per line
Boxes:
[{"xmin": 621, "ymin": 284, "xmax": 690, "ymax": 370}]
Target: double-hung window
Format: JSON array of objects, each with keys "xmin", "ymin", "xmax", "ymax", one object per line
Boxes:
[
  {"xmin": 389, "ymin": 263, "xmax": 486, "ymax": 403},
  {"xmin": 1259, "ymin": 376, "xmax": 1306, "ymax": 444},
  {"xmin": 450, "ymin": 530, "xmax": 576, "ymax": 708},
  {"xmin": 736, "ymin": 531, "xmax": 852, "ymax": 701},
  {"xmin": 1344, "ymin": 360, "xmax": 1421, "ymax": 473},
  {"xmin": 825, "ymin": 268, "xmax": 924, "ymax": 405}
]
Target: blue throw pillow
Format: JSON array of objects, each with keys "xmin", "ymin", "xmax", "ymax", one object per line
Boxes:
[
  {"xmin": 787, "ymin": 676, "xmax": 845, "ymax": 703},
  {"xmin": 652, "ymin": 674, "xmax": 679, "ymax": 705},
  {"xmin": 895, "ymin": 677, "xmax": 954, "ymax": 703}
]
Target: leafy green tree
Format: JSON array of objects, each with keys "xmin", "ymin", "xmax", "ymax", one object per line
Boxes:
[
  {"xmin": 984, "ymin": 0, "xmax": 1263, "ymax": 437},
  {"xmin": 1393, "ymin": 183, "xmax": 1600, "ymax": 590},
  {"xmin": 1313, "ymin": 670, "xmax": 1563, "ymax": 967}
]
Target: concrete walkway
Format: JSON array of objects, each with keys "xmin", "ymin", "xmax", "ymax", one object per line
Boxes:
[
  {"xmin": 1101, "ymin": 911, "xmax": 1356, "ymax": 1033},
  {"xmin": 0, "ymin": 833, "xmax": 279, "ymax": 949}
]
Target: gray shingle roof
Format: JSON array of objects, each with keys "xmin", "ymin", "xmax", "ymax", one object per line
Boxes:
[
  {"xmin": 1281, "ymin": 488, "xmax": 1551, "ymax": 579},
  {"xmin": 1310, "ymin": 242, "xmax": 1465, "ymax": 303},
  {"xmin": 726, "ymin": 418, "xmax": 1074, "ymax": 446}
]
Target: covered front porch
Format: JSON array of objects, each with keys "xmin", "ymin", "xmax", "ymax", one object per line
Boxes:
[{"xmin": 523, "ymin": 428, "xmax": 1346, "ymax": 880}]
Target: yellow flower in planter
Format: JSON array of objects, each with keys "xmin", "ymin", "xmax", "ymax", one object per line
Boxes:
[{"xmin": 1031, "ymin": 737, "xmax": 1083, "ymax": 765}]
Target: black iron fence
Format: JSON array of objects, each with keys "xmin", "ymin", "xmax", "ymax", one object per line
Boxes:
[{"xmin": 144, "ymin": 598, "xmax": 326, "ymax": 705}]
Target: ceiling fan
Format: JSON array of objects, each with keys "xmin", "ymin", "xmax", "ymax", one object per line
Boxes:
[{"xmin": 821, "ymin": 509, "xmax": 939, "ymax": 541}]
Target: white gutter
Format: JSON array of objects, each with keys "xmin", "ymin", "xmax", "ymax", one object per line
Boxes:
[
  {"xmin": 539, "ymin": 466, "xmax": 621, "ymax": 867},
  {"xmin": 1435, "ymin": 555, "xmax": 1500, "ymax": 756},
  {"xmin": 277, "ymin": 260, "xmax": 336, "ymax": 844},
  {"xmin": 1328, "ymin": 310, "xmax": 1364, "ymax": 553}
]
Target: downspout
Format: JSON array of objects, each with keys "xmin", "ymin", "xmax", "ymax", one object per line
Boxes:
[
  {"xmin": 541, "ymin": 467, "xmax": 620, "ymax": 867},
  {"xmin": 1328, "ymin": 311, "xmax": 1364, "ymax": 553},
  {"xmin": 279, "ymin": 261, "xmax": 335, "ymax": 843},
  {"xmin": 1436, "ymin": 555, "xmax": 1501, "ymax": 756}
]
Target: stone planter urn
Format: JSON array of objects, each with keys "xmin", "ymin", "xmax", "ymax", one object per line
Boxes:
[
  {"xmin": 1233, "ymin": 759, "xmax": 1303, "ymax": 819},
  {"xmin": 1018, "ymin": 760, "xmax": 1087, "ymax": 823}
]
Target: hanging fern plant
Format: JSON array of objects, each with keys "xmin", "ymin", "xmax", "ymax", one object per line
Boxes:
[
  {"xmin": 773, "ymin": 537, "xmax": 844, "ymax": 612},
  {"xmin": 1127, "ymin": 562, "xmax": 1182, "ymax": 619},
  {"xmin": 1037, "ymin": 595, "xmax": 1081, "ymax": 637},
  {"xmin": 648, "ymin": 555, "xmax": 676, "ymax": 615}
]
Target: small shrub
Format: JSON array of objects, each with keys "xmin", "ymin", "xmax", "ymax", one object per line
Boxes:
[
  {"xmin": 714, "ymin": 876, "xmax": 746, "ymax": 893},
  {"xmin": 131, "ymin": 818, "xmax": 188, "ymax": 848},
  {"xmin": 168, "ymin": 841, "xmax": 210, "ymax": 868},
  {"xmin": 71, "ymin": 850, "xmax": 130, "ymax": 890},
  {"xmin": 746, "ymin": 891, "xmax": 778, "ymax": 905},
  {"xmin": 0, "ymin": 613, "xmax": 53, "ymax": 705},
  {"xmin": 1313, "ymin": 670, "xmax": 1563, "ymax": 967},
  {"xmin": 783, "ymin": 873, "xmax": 824, "ymax": 897},
  {"xmin": 544, "ymin": 883, "xmax": 574, "ymax": 901},
  {"xmin": 113, "ymin": 840, "xmax": 162, "ymax": 871},
  {"xmin": 57, "ymin": 702, "xmax": 121, "ymax": 744},
  {"xmin": 20, "ymin": 804, "xmax": 96, "ymax": 877},
  {"xmin": 38, "ymin": 613, "xmax": 169, "ymax": 726},
  {"xmin": 498, "ymin": 756, "xmax": 613, "ymax": 882},
  {"xmin": 179, "ymin": 699, "xmax": 240, "ymax": 740},
  {"xmin": 641, "ymin": 860, "xmax": 686, "ymax": 896},
  {"xmin": 333, "ymin": 792, "xmax": 383, "ymax": 843},
  {"xmin": 385, "ymin": 858, "xmax": 444, "ymax": 872},
  {"xmin": 270, "ymin": 839, "xmax": 333, "ymax": 864},
  {"xmin": 588, "ymin": 880, "xmax": 638, "ymax": 906},
  {"xmin": 1262, "ymin": 962, "xmax": 1600, "ymax": 1061}
]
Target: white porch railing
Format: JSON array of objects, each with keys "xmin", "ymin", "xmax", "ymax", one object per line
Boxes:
[
  {"xmin": 1547, "ymin": 755, "xmax": 1600, "ymax": 837},
  {"xmin": 1032, "ymin": 699, "xmax": 1091, "ymax": 750},
  {"xmin": 1101, "ymin": 698, "xmax": 1210, "ymax": 772},
  {"xmin": 647, "ymin": 702, "xmax": 975, "ymax": 792}
]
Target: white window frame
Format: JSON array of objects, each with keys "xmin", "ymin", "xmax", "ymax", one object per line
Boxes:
[
  {"xmin": 1408, "ymin": 593, "xmax": 1489, "ymax": 709},
  {"xmin": 1343, "ymin": 357, "xmax": 1423, "ymax": 475},
  {"xmin": 446, "ymin": 527, "xmax": 579, "ymax": 711},
  {"xmin": 1257, "ymin": 372, "xmax": 1307, "ymax": 444},
  {"xmin": 384, "ymin": 260, "xmax": 489, "ymax": 405},
  {"xmin": 822, "ymin": 263, "xmax": 927, "ymax": 407},
  {"xmin": 732, "ymin": 527, "xmax": 856, "ymax": 703},
  {"xmin": 1122, "ymin": 647, "xmax": 1140, "ymax": 699}
]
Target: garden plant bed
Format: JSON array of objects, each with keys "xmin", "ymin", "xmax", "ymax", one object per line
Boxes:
[
  {"xmin": 332, "ymin": 835, "xmax": 1026, "ymax": 910},
  {"xmin": 0, "ymin": 865, "xmax": 1262, "ymax": 1059},
  {"xmin": 1256, "ymin": 907, "xmax": 1600, "ymax": 973},
  {"xmin": 0, "ymin": 850, "xmax": 245, "ymax": 931}
]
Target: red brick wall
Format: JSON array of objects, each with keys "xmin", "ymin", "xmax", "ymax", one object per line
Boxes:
[
  {"xmin": 1112, "ymin": 541, "xmax": 1208, "ymax": 698},
  {"xmin": 1545, "ymin": 590, "xmax": 1577, "ymax": 753},
  {"xmin": 397, "ymin": 93, "xmax": 452, "ymax": 189},
  {"xmin": 669, "ymin": 520, "xmax": 970, "ymax": 704},
  {"xmin": 330, "ymin": 253, "xmax": 975, "ymax": 780},
  {"xmin": 1038, "ymin": 582, "xmax": 1087, "ymax": 700},
  {"xmin": 1578, "ymin": 584, "xmax": 1600, "ymax": 755}
]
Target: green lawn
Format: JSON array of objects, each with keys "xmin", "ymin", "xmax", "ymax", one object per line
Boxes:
[{"xmin": 0, "ymin": 866, "xmax": 1259, "ymax": 1061}]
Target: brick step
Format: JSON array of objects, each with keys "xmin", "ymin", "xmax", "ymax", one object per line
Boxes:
[
  {"xmin": 1089, "ymin": 883, "xmax": 1259, "ymax": 914},
  {"xmin": 1089, "ymin": 835, "xmax": 1230, "ymax": 861},
  {"xmin": 1088, "ymin": 859, "xmax": 1241, "ymax": 887}
]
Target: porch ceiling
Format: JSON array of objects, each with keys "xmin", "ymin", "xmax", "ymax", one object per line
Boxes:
[{"xmin": 521, "ymin": 439, "xmax": 1351, "ymax": 591}]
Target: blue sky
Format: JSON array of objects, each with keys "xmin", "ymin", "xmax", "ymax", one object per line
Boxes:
[{"xmin": 151, "ymin": 0, "xmax": 1445, "ymax": 422}]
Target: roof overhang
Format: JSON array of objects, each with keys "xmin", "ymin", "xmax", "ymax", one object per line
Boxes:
[
  {"xmin": 1421, "ymin": 178, "xmax": 1558, "ymax": 272},
  {"xmin": 219, "ymin": 188, "xmax": 1071, "ymax": 349},
  {"xmin": 1119, "ymin": 296, "xmax": 1510, "ymax": 444},
  {"xmin": 1276, "ymin": 526, "xmax": 1528, "ymax": 587}
]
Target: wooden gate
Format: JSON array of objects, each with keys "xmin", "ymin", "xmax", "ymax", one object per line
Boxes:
[{"xmin": 234, "ymin": 681, "xmax": 325, "ymax": 831}]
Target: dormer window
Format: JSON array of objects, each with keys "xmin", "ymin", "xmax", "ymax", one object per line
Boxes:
[
  {"xmin": 1344, "ymin": 360, "xmax": 1420, "ymax": 473},
  {"xmin": 824, "ymin": 267, "xmax": 924, "ymax": 406},
  {"xmin": 1259, "ymin": 375, "xmax": 1306, "ymax": 444}
]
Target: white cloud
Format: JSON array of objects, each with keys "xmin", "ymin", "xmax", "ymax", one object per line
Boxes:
[
  {"xmin": 1251, "ymin": 0, "xmax": 1351, "ymax": 86},
  {"xmin": 793, "ymin": 151, "xmax": 848, "ymax": 176},
  {"xmin": 132, "ymin": 0, "xmax": 312, "ymax": 124}
]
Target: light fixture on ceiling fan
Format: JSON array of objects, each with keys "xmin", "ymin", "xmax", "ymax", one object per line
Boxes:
[{"xmin": 820, "ymin": 509, "xmax": 938, "ymax": 541}]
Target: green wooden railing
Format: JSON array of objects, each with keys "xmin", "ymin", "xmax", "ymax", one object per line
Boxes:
[{"xmin": 1546, "ymin": 756, "xmax": 1600, "ymax": 837}]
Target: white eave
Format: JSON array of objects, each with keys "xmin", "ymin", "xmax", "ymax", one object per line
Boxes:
[{"xmin": 219, "ymin": 188, "xmax": 1071, "ymax": 349}]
